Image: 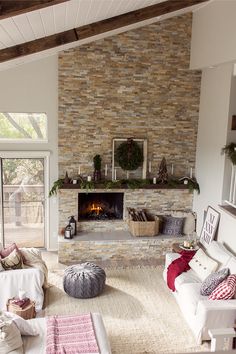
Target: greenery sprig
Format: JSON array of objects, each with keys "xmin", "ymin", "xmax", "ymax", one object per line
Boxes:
[
  {"xmin": 187, "ymin": 179, "xmax": 200, "ymax": 194},
  {"xmin": 80, "ymin": 181, "xmax": 94, "ymax": 191},
  {"xmin": 222, "ymin": 142, "xmax": 236, "ymax": 165},
  {"xmin": 49, "ymin": 177, "xmax": 200, "ymax": 195},
  {"xmin": 125, "ymin": 178, "xmax": 150, "ymax": 189},
  {"xmin": 49, "ymin": 178, "xmax": 64, "ymax": 197},
  {"xmin": 104, "ymin": 180, "xmax": 122, "ymax": 189}
]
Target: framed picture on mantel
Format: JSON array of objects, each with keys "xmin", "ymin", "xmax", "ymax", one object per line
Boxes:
[{"xmin": 199, "ymin": 206, "xmax": 220, "ymax": 248}]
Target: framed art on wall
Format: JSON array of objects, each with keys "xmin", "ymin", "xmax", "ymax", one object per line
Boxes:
[{"xmin": 199, "ymin": 206, "xmax": 220, "ymax": 248}]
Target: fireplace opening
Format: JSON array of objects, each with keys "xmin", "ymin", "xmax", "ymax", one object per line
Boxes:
[{"xmin": 78, "ymin": 192, "xmax": 124, "ymax": 221}]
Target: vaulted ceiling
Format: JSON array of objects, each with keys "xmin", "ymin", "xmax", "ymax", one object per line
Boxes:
[{"xmin": 0, "ymin": 0, "xmax": 210, "ymax": 70}]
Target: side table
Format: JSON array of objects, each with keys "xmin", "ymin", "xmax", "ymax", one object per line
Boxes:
[
  {"xmin": 172, "ymin": 242, "xmax": 182, "ymax": 253},
  {"xmin": 172, "ymin": 242, "xmax": 200, "ymax": 253},
  {"xmin": 6, "ymin": 299, "xmax": 36, "ymax": 320}
]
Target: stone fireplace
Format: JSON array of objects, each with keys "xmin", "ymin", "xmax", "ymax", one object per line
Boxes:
[
  {"xmin": 59, "ymin": 188, "xmax": 193, "ymax": 233},
  {"xmin": 58, "ymin": 13, "xmax": 201, "ymax": 236},
  {"xmin": 78, "ymin": 192, "xmax": 124, "ymax": 221}
]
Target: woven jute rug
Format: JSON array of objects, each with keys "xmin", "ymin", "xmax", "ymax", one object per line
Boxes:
[{"xmin": 45, "ymin": 266, "xmax": 209, "ymax": 354}]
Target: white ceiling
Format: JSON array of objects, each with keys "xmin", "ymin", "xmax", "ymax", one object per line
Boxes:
[
  {"xmin": 0, "ymin": 0, "xmax": 211, "ymax": 70},
  {"xmin": 0, "ymin": 0, "xmax": 167, "ymax": 49}
]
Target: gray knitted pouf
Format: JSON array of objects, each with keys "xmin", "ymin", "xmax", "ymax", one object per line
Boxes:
[{"xmin": 63, "ymin": 262, "xmax": 106, "ymax": 299}]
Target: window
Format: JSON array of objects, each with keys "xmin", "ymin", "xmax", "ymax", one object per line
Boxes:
[{"xmin": 0, "ymin": 113, "xmax": 47, "ymax": 142}]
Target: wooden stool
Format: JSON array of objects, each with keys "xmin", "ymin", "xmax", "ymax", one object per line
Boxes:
[{"xmin": 6, "ymin": 299, "xmax": 36, "ymax": 320}]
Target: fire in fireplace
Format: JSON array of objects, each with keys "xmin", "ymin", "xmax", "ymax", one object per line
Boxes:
[{"xmin": 78, "ymin": 192, "xmax": 124, "ymax": 221}]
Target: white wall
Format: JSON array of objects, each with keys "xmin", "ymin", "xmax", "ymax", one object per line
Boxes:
[
  {"xmin": 217, "ymin": 210, "xmax": 236, "ymax": 255},
  {"xmin": 191, "ymin": 0, "xmax": 236, "ymax": 69},
  {"xmin": 191, "ymin": 0, "xmax": 236, "ymax": 253},
  {"xmin": 0, "ymin": 56, "xmax": 58, "ymax": 250},
  {"xmin": 222, "ymin": 75, "xmax": 236, "ymax": 201},
  {"xmin": 193, "ymin": 63, "xmax": 232, "ymax": 232}
]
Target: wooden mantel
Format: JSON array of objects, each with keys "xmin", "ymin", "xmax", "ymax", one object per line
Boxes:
[{"xmin": 60, "ymin": 183, "xmax": 189, "ymax": 191}]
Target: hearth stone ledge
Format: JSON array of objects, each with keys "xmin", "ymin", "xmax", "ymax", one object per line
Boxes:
[{"xmin": 58, "ymin": 234, "xmax": 187, "ymax": 266}]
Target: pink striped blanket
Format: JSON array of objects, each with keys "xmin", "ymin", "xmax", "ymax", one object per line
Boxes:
[{"xmin": 46, "ymin": 313, "xmax": 100, "ymax": 354}]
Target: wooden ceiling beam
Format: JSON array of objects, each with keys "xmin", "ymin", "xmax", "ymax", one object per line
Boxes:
[
  {"xmin": 76, "ymin": 0, "xmax": 208, "ymax": 40},
  {"xmin": 0, "ymin": 0, "xmax": 209, "ymax": 63},
  {"xmin": 0, "ymin": 0, "xmax": 69, "ymax": 20}
]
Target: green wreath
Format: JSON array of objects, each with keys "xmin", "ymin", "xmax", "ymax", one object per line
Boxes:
[{"xmin": 115, "ymin": 139, "xmax": 143, "ymax": 171}]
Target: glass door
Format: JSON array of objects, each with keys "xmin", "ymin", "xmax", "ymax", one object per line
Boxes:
[{"xmin": 1, "ymin": 158, "xmax": 45, "ymax": 248}]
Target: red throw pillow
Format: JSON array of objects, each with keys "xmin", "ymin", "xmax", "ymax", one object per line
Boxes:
[
  {"xmin": 208, "ymin": 274, "xmax": 236, "ymax": 300},
  {"xmin": 0, "ymin": 243, "xmax": 25, "ymax": 262}
]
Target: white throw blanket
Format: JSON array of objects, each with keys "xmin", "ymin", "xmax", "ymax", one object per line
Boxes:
[{"xmin": 20, "ymin": 248, "xmax": 48, "ymax": 288}]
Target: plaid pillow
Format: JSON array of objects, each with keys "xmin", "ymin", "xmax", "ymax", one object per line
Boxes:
[{"xmin": 208, "ymin": 274, "xmax": 236, "ymax": 300}]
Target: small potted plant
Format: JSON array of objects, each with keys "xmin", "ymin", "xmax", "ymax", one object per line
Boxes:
[{"xmin": 93, "ymin": 154, "xmax": 102, "ymax": 181}]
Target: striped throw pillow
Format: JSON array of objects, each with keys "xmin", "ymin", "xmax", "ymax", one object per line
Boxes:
[
  {"xmin": 208, "ymin": 274, "xmax": 236, "ymax": 300},
  {"xmin": 1, "ymin": 249, "xmax": 23, "ymax": 270}
]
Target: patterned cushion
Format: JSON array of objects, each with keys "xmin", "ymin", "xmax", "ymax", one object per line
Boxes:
[
  {"xmin": 208, "ymin": 274, "xmax": 236, "ymax": 300},
  {"xmin": 170, "ymin": 211, "xmax": 196, "ymax": 235},
  {"xmin": 0, "ymin": 243, "xmax": 25, "ymax": 263},
  {"xmin": 1, "ymin": 249, "xmax": 23, "ymax": 270},
  {"xmin": 200, "ymin": 268, "xmax": 229, "ymax": 296},
  {"xmin": 162, "ymin": 216, "xmax": 184, "ymax": 236}
]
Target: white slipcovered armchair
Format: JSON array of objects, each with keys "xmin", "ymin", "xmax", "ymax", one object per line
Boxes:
[{"xmin": 0, "ymin": 247, "xmax": 47, "ymax": 311}]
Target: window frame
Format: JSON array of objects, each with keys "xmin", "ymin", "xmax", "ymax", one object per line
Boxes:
[
  {"xmin": 0, "ymin": 112, "xmax": 48, "ymax": 143},
  {"xmin": 0, "ymin": 150, "xmax": 50, "ymax": 249}
]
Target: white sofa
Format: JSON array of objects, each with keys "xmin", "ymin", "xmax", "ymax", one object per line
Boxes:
[
  {"xmin": 163, "ymin": 241, "xmax": 236, "ymax": 344},
  {"xmin": 0, "ymin": 248, "xmax": 46, "ymax": 311}
]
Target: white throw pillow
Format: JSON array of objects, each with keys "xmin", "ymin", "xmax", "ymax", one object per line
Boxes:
[
  {"xmin": 206, "ymin": 241, "xmax": 232, "ymax": 269},
  {"xmin": 189, "ymin": 248, "xmax": 218, "ymax": 281},
  {"xmin": 0, "ymin": 322, "xmax": 23, "ymax": 354},
  {"xmin": 170, "ymin": 211, "xmax": 196, "ymax": 235},
  {"xmin": 225, "ymin": 257, "xmax": 236, "ymax": 275},
  {"xmin": 4, "ymin": 312, "xmax": 38, "ymax": 336}
]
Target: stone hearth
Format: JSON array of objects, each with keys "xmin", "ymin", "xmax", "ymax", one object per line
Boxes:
[{"xmin": 58, "ymin": 231, "xmax": 187, "ymax": 266}]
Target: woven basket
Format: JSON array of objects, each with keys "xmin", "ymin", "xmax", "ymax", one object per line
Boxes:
[
  {"xmin": 6, "ymin": 299, "xmax": 36, "ymax": 320},
  {"xmin": 128, "ymin": 216, "xmax": 160, "ymax": 237}
]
